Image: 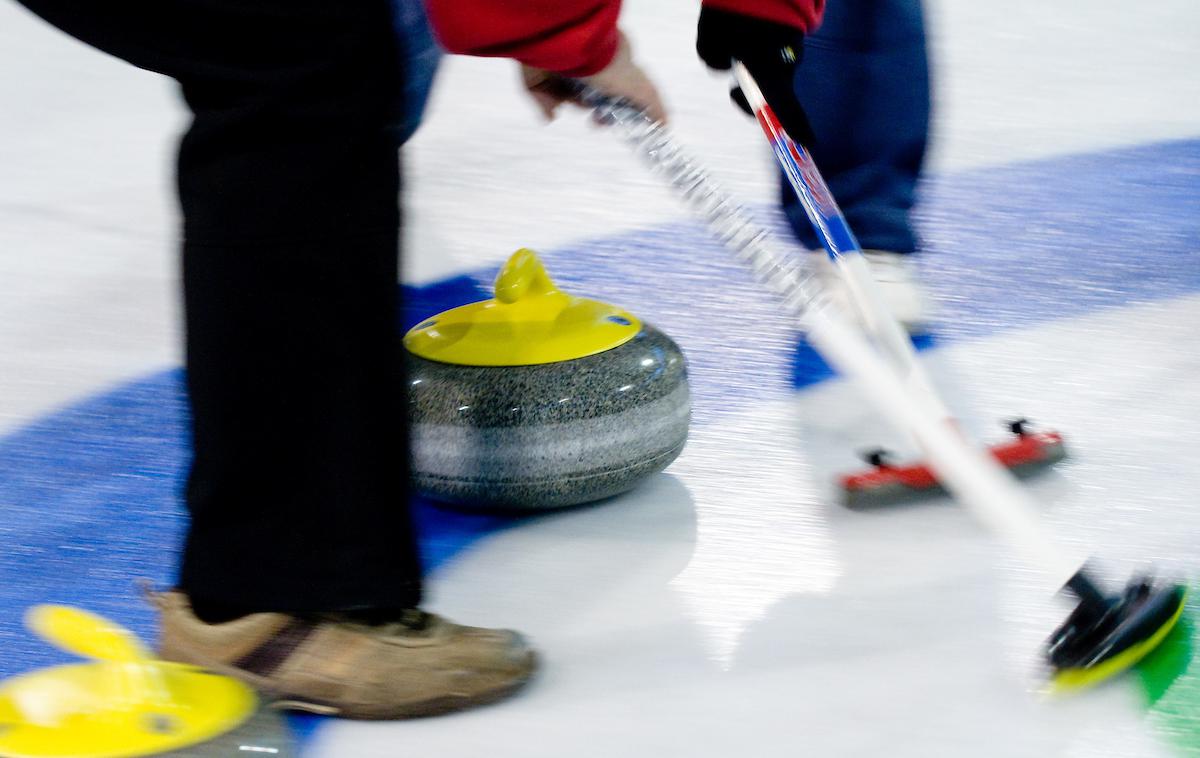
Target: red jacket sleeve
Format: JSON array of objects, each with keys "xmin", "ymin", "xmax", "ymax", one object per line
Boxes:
[
  {"xmin": 425, "ymin": 0, "xmax": 622, "ymax": 78},
  {"xmin": 701, "ymin": 0, "xmax": 825, "ymax": 32}
]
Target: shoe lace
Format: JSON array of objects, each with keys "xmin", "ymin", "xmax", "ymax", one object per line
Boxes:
[
  {"xmin": 395, "ymin": 608, "xmax": 433, "ymax": 631},
  {"xmin": 328, "ymin": 608, "xmax": 434, "ymax": 636}
]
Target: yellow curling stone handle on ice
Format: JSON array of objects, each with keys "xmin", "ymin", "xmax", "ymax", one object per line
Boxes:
[
  {"xmin": 0, "ymin": 606, "xmax": 257, "ymax": 758},
  {"xmin": 404, "ymin": 248, "xmax": 643, "ymax": 366}
]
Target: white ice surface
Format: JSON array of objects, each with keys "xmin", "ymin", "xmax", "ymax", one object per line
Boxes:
[
  {"xmin": 313, "ymin": 294, "xmax": 1200, "ymax": 758},
  {"xmin": 2, "ymin": 0, "xmax": 1199, "ymax": 430},
  {"xmin": 405, "ymin": 0, "xmax": 1200, "ymax": 282},
  {"xmin": 1, "ymin": 0, "xmax": 1199, "ymax": 755}
]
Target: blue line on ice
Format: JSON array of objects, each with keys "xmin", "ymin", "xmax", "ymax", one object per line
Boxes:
[{"xmin": 0, "ymin": 138, "xmax": 1195, "ymax": 746}]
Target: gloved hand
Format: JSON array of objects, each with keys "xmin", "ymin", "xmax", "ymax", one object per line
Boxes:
[
  {"xmin": 522, "ymin": 32, "xmax": 668, "ymax": 124},
  {"xmin": 696, "ymin": 6, "xmax": 815, "ymax": 145}
]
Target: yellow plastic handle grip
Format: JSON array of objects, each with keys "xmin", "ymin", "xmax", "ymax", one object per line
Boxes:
[
  {"xmin": 25, "ymin": 605, "xmax": 150, "ymax": 664},
  {"xmin": 493, "ymin": 248, "xmax": 559, "ymax": 305}
]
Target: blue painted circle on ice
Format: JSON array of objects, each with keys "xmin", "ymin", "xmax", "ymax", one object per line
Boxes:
[{"xmin": 0, "ymin": 139, "xmax": 1195, "ymax": 748}]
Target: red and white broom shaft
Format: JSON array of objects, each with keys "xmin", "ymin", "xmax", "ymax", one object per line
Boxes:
[{"xmin": 732, "ymin": 63, "xmax": 953, "ymax": 426}]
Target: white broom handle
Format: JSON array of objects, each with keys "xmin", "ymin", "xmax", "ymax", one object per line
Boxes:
[
  {"xmin": 571, "ymin": 75, "xmax": 1083, "ymax": 585},
  {"xmin": 803, "ymin": 307, "xmax": 1080, "ymax": 582}
]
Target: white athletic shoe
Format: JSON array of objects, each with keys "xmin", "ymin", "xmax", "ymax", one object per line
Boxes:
[{"xmin": 809, "ymin": 249, "xmax": 932, "ymax": 333}]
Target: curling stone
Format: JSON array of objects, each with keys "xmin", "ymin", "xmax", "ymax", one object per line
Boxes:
[
  {"xmin": 0, "ymin": 605, "xmax": 293, "ymax": 758},
  {"xmin": 405, "ymin": 249, "xmax": 690, "ymax": 510}
]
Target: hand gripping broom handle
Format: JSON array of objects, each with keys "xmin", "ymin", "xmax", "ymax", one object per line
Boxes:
[{"xmin": 570, "ymin": 82, "xmax": 1083, "ymax": 586}]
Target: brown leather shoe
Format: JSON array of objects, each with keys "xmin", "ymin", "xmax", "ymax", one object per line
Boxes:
[{"xmin": 152, "ymin": 592, "xmax": 537, "ymax": 720}]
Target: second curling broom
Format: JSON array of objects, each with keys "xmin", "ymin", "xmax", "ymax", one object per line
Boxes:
[
  {"xmin": 567, "ymin": 72, "xmax": 1187, "ymax": 692},
  {"xmin": 730, "ymin": 62, "xmax": 1065, "ymax": 508}
]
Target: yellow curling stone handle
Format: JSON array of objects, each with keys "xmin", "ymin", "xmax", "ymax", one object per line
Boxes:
[
  {"xmin": 26, "ymin": 606, "xmax": 150, "ymax": 665},
  {"xmin": 0, "ymin": 605, "xmax": 257, "ymax": 758},
  {"xmin": 404, "ymin": 249, "xmax": 642, "ymax": 366}
]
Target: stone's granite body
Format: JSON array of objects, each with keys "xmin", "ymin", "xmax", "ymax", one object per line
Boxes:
[{"xmin": 408, "ymin": 325, "xmax": 690, "ymax": 510}]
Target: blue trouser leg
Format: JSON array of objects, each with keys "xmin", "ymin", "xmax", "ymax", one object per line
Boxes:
[
  {"xmin": 784, "ymin": 0, "xmax": 931, "ymax": 254},
  {"xmin": 391, "ymin": 0, "xmax": 441, "ymax": 142}
]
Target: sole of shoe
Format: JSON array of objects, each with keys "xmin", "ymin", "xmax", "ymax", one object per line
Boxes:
[
  {"xmin": 275, "ymin": 653, "xmax": 539, "ymax": 719},
  {"xmin": 164, "ymin": 647, "xmax": 539, "ymax": 721}
]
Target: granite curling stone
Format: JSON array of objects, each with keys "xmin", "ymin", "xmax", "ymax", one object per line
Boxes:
[{"xmin": 405, "ymin": 249, "xmax": 690, "ymax": 511}]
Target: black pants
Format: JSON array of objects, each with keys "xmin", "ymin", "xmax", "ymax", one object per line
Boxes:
[{"xmin": 16, "ymin": 0, "xmax": 423, "ymax": 611}]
